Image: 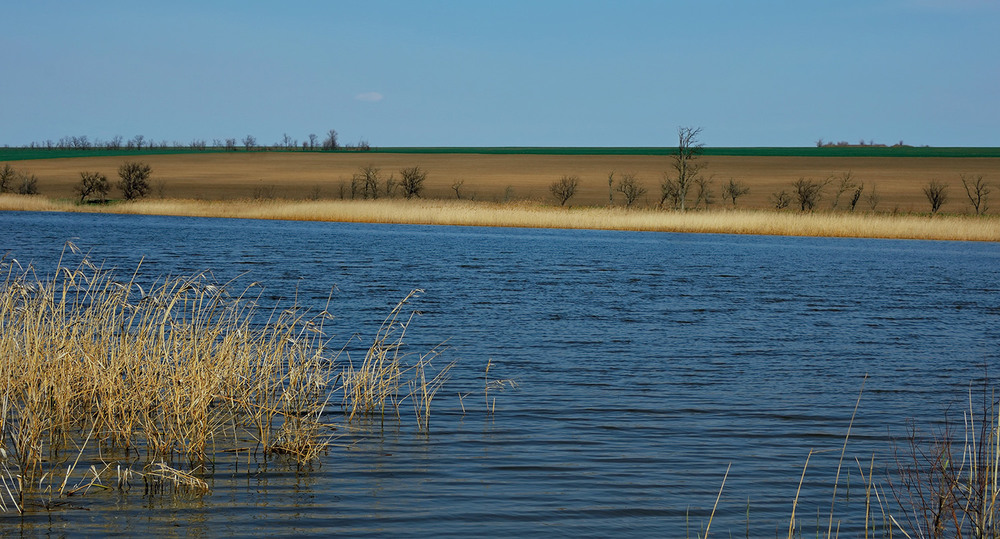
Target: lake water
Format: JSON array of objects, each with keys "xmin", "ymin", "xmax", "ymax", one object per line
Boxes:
[{"xmin": 1, "ymin": 211, "xmax": 999, "ymax": 537}]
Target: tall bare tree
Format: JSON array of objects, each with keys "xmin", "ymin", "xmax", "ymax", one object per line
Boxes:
[
  {"xmin": 242, "ymin": 135, "xmax": 256, "ymax": 152},
  {"xmin": 322, "ymin": 130, "xmax": 339, "ymax": 150},
  {"xmin": 961, "ymin": 174, "xmax": 991, "ymax": 215},
  {"xmin": 660, "ymin": 126, "xmax": 705, "ymax": 211}
]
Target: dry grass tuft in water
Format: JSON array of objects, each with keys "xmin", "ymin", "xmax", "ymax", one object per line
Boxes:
[{"xmin": 0, "ymin": 247, "xmax": 458, "ymax": 512}]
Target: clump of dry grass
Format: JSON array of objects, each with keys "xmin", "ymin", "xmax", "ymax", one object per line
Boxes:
[
  {"xmin": 702, "ymin": 379, "xmax": 1000, "ymax": 538},
  {"xmin": 0, "ymin": 247, "xmax": 457, "ymax": 512},
  {"xmin": 340, "ymin": 289, "xmax": 456, "ymax": 430}
]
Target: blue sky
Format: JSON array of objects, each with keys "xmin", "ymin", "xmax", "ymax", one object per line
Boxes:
[{"xmin": 2, "ymin": 1, "xmax": 997, "ymax": 147}]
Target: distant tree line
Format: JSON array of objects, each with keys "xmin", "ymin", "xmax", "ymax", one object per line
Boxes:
[{"xmin": 11, "ymin": 129, "xmax": 371, "ymax": 153}]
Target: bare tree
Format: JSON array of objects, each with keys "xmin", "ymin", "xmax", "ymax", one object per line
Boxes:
[
  {"xmin": 281, "ymin": 133, "xmax": 294, "ymax": 149},
  {"xmin": 242, "ymin": 135, "xmax": 256, "ymax": 152},
  {"xmin": 830, "ymin": 171, "xmax": 857, "ymax": 210},
  {"xmin": 693, "ymin": 175, "xmax": 715, "ymax": 209},
  {"xmin": 399, "ymin": 166, "xmax": 427, "ymax": 199},
  {"xmin": 225, "ymin": 138, "xmax": 237, "ymax": 151},
  {"xmin": 118, "ymin": 161, "xmax": 152, "ymax": 200},
  {"xmin": 322, "ymin": 130, "xmax": 339, "ymax": 151},
  {"xmin": 867, "ymin": 183, "xmax": 880, "ymax": 211},
  {"xmin": 549, "ymin": 175, "xmax": 580, "ymax": 206},
  {"xmin": 607, "ymin": 171, "xmax": 615, "ymax": 206},
  {"xmin": 770, "ymin": 190, "xmax": 791, "ymax": 210},
  {"xmin": 354, "ymin": 165, "xmax": 381, "ymax": 199},
  {"xmin": 961, "ymin": 174, "xmax": 991, "ymax": 215},
  {"xmin": 17, "ymin": 173, "xmax": 39, "ymax": 195},
  {"xmin": 131, "ymin": 134, "xmax": 145, "ymax": 150},
  {"xmin": 923, "ymin": 180, "xmax": 949, "ymax": 215},
  {"xmin": 0, "ymin": 163, "xmax": 16, "ymax": 193},
  {"xmin": 615, "ymin": 173, "xmax": 646, "ymax": 208},
  {"xmin": 721, "ymin": 178, "xmax": 750, "ymax": 207},
  {"xmin": 451, "ymin": 179, "xmax": 465, "ymax": 199},
  {"xmin": 383, "ymin": 173, "xmax": 397, "ymax": 198},
  {"xmin": 848, "ymin": 182, "xmax": 865, "ymax": 212},
  {"xmin": 660, "ymin": 126, "xmax": 705, "ymax": 211},
  {"xmin": 308, "ymin": 133, "xmax": 318, "ymax": 150},
  {"xmin": 76, "ymin": 171, "xmax": 109, "ymax": 203},
  {"xmin": 792, "ymin": 178, "xmax": 828, "ymax": 211}
]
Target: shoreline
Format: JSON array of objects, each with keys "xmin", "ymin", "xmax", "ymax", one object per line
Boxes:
[{"xmin": 2, "ymin": 195, "xmax": 998, "ymax": 242}]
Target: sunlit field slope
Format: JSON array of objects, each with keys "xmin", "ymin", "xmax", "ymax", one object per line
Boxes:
[{"xmin": 2, "ymin": 149, "xmax": 999, "ymax": 241}]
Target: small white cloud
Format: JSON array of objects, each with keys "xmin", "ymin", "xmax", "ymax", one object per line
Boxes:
[{"xmin": 355, "ymin": 92, "xmax": 384, "ymax": 102}]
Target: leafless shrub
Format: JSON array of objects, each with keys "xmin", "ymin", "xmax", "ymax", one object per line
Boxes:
[
  {"xmin": 451, "ymin": 179, "xmax": 466, "ymax": 200},
  {"xmin": 399, "ymin": 166, "xmax": 427, "ymax": 199},
  {"xmin": 0, "ymin": 163, "xmax": 17, "ymax": 193},
  {"xmin": 923, "ymin": 180, "xmax": 949, "ymax": 215},
  {"xmin": 354, "ymin": 165, "xmax": 382, "ymax": 199},
  {"xmin": 76, "ymin": 171, "xmax": 109, "ymax": 203},
  {"xmin": 693, "ymin": 175, "xmax": 715, "ymax": 209},
  {"xmin": 830, "ymin": 171, "xmax": 857, "ymax": 210},
  {"xmin": 721, "ymin": 178, "xmax": 750, "ymax": 207},
  {"xmin": 16, "ymin": 173, "xmax": 39, "ymax": 195},
  {"xmin": 616, "ymin": 173, "xmax": 646, "ymax": 208},
  {"xmin": 867, "ymin": 183, "xmax": 881, "ymax": 211},
  {"xmin": 793, "ymin": 178, "xmax": 829, "ymax": 212},
  {"xmin": 770, "ymin": 190, "xmax": 791, "ymax": 210},
  {"xmin": 549, "ymin": 175, "xmax": 580, "ymax": 206},
  {"xmin": 117, "ymin": 161, "xmax": 152, "ymax": 201}
]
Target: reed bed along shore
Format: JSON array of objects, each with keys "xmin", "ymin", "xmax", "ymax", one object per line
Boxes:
[
  {"xmin": 0, "ymin": 248, "xmax": 456, "ymax": 513},
  {"xmin": 2, "ymin": 194, "xmax": 998, "ymax": 242}
]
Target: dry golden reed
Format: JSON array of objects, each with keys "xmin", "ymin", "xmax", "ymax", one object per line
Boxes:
[
  {"xmin": 0, "ymin": 246, "xmax": 453, "ymax": 512},
  {"xmin": 2, "ymin": 194, "xmax": 997, "ymax": 242}
]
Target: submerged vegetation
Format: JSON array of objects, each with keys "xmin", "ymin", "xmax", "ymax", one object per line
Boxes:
[{"xmin": 0, "ymin": 246, "xmax": 458, "ymax": 513}]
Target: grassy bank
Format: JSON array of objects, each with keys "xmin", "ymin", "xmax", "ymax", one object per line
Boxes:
[{"xmin": 1, "ymin": 194, "xmax": 998, "ymax": 242}]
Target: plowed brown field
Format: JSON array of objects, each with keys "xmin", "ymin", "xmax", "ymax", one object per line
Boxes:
[{"xmin": 13, "ymin": 152, "xmax": 1000, "ymax": 212}]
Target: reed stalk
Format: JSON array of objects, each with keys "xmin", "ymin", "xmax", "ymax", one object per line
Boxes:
[{"xmin": 0, "ymin": 250, "xmax": 460, "ymax": 511}]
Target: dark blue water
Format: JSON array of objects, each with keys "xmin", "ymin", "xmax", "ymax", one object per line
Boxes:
[{"xmin": 2, "ymin": 211, "xmax": 999, "ymax": 536}]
